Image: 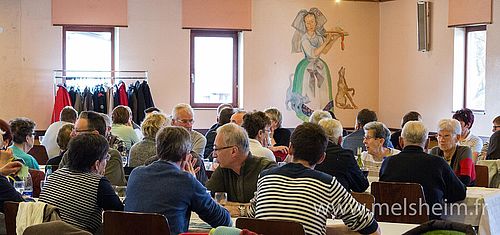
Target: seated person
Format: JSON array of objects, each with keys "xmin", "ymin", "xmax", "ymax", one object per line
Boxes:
[
  {"xmin": 380, "ymin": 121, "xmax": 466, "ymax": 220},
  {"xmin": 390, "ymin": 111, "xmax": 422, "ymax": 150},
  {"xmin": 59, "ymin": 111, "xmax": 127, "ymax": 186},
  {"xmin": 342, "ymin": 109, "xmax": 379, "ymax": 153},
  {"xmin": 316, "ymin": 118, "xmax": 369, "ymax": 192},
  {"xmin": 171, "ymin": 103, "xmax": 207, "ymax": 157},
  {"xmin": 241, "ymin": 111, "xmax": 276, "ymax": 162},
  {"xmin": 8, "ymin": 118, "xmax": 39, "ymax": 170},
  {"xmin": 42, "ymin": 106, "xmax": 77, "ymax": 159},
  {"xmin": 230, "ymin": 110, "xmax": 247, "ymax": 126},
  {"xmin": 361, "ymin": 121, "xmax": 400, "ymax": 173},
  {"xmin": 204, "ymin": 107, "xmax": 234, "ymax": 160},
  {"xmin": 125, "ymin": 126, "xmax": 231, "ymax": 235},
  {"xmin": 111, "ymin": 105, "xmax": 139, "ymax": 154},
  {"xmin": 248, "ymin": 123, "xmax": 380, "ymax": 235},
  {"xmin": 46, "ymin": 123, "xmax": 73, "ymax": 166},
  {"xmin": 0, "ymin": 119, "xmax": 13, "ymax": 148},
  {"xmin": 264, "ymin": 107, "xmax": 291, "ymax": 147},
  {"xmin": 453, "ymin": 108, "xmax": 483, "ymax": 162},
  {"xmin": 129, "ymin": 113, "xmax": 169, "ymax": 167},
  {"xmin": 0, "ymin": 155, "xmax": 24, "ymax": 213},
  {"xmin": 39, "ymin": 133, "xmax": 124, "ymax": 234},
  {"xmin": 484, "ymin": 116, "xmax": 500, "ymax": 160},
  {"xmin": 430, "ymin": 119, "xmax": 476, "ymax": 186},
  {"xmin": 206, "ymin": 123, "xmax": 276, "ymax": 203}
]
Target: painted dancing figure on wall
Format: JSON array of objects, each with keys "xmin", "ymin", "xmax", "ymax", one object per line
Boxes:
[{"xmin": 286, "ymin": 8, "xmax": 348, "ymax": 121}]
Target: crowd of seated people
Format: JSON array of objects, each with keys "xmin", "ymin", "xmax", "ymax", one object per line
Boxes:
[{"xmin": 1, "ymin": 103, "xmax": 500, "ymax": 235}]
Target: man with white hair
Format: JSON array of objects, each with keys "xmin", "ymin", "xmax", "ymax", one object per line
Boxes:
[
  {"xmin": 379, "ymin": 121, "xmax": 466, "ymax": 220},
  {"xmin": 316, "ymin": 118, "xmax": 369, "ymax": 192},
  {"xmin": 171, "ymin": 103, "xmax": 207, "ymax": 157}
]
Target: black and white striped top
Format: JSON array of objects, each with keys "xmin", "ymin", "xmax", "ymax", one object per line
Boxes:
[
  {"xmin": 248, "ymin": 163, "xmax": 378, "ymax": 235},
  {"xmin": 39, "ymin": 168, "xmax": 103, "ymax": 234}
]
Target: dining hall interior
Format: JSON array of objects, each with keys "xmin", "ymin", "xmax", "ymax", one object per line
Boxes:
[{"xmin": 1, "ymin": 0, "xmax": 500, "ymax": 234}]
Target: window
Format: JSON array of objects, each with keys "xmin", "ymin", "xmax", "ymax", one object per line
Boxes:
[
  {"xmin": 453, "ymin": 26, "xmax": 486, "ymax": 112},
  {"xmin": 63, "ymin": 26, "xmax": 115, "ymax": 88},
  {"xmin": 190, "ymin": 30, "xmax": 239, "ymax": 108}
]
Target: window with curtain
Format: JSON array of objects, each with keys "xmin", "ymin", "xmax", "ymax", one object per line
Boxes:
[{"xmin": 190, "ymin": 30, "xmax": 239, "ymax": 108}]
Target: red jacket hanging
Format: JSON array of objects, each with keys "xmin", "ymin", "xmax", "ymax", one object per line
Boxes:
[
  {"xmin": 118, "ymin": 82, "xmax": 128, "ymax": 106},
  {"xmin": 51, "ymin": 86, "xmax": 72, "ymax": 123}
]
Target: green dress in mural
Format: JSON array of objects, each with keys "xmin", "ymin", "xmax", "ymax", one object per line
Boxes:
[{"xmin": 286, "ymin": 8, "xmax": 345, "ymax": 121}]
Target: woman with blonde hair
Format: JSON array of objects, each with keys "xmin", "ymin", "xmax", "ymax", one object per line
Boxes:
[{"xmin": 128, "ymin": 113, "xmax": 169, "ymax": 167}]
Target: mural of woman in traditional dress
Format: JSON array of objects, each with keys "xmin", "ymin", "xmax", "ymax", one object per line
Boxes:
[{"xmin": 286, "ymin": 8, "xmax": 347, "ymax": 121}]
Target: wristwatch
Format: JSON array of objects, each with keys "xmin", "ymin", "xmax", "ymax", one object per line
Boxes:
[{"xmin": 238, "ymin": 204, "xmax": 247, "ymax": 217}]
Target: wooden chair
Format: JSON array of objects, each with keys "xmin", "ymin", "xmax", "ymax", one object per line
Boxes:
[
  {"xmin": 235, "ymin": 218, "xmax": 305, "ymax": 235},
  {"xmin": 371, "ymin": 182, "xmax": 429, "ymax": 224},
  {"xmin": 28, "ymin": 169, "xmax": 45, "ymax": 197},
  {"xmin": 27, "ymin": 145, "xmax": 49, "ymax": 165},
  {"xmin": 4, "ymin": 201, "xmax": 19, "ymax": 235},
  {"xmin": 475, "ymin": 165, "xmax": 489, "ymax": 187},
  {"xmin": 103, "ymin": 211, "xmax": 170, "ymax": 235},
  {"xmin": 351, "ymin": 192, "xmax": 375, "ymax": 211}
]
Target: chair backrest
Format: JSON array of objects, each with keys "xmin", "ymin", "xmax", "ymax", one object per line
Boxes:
[
  {"xmin": 4, "ymin": 201, "xmax": 19, "ymax": 235},
  {"xmin": 29, "ymin": 169, "xmax": 45, "ymax": 197},
  {"xmin": 475, "ymin": 165, "xmax": 489, "ymax": 187},
  {"xmin": 103, "ymin": 211, "xmax": 170, "ymax": 235},
  {"xmin": 371, "ymin": 181, "xmax": 429, "ymax": 224},
  {"xmin": 27, "ymin": 145, "xmax": 49, "ymax": 165},
  {"xmin": 235, "ymin": 218, "xmax": 305, "ymax": 235},
  {"xmin": 351, "ymin": 192, "xmax": 375, "ymax": 211}
]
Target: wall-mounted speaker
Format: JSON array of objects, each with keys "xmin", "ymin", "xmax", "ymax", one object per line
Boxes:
[{"xmin": 417, "ymin": 1, "xmax": 430, "ymax": 52}]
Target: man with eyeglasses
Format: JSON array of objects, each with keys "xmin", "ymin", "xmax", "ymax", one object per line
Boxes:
[
  {"xmin": 485, "ymin": 116, "xmax": 500, "ymax": 160},
  {"xmin": 206, "ymin": 123, "xmax": 276, "ymax": 207},
  {"xmin": 59, "ymin": 111, "xmax": 126, "ymax": 186},
  {"xmin": 171, "ymin": 103, "xmax": 207, "ymax": 157}
]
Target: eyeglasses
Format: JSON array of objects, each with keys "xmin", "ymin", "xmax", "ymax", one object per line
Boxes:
[
  {"xmin": 213, "ymin": 145, "xmax": 235, "ymax": 152},
  {"xmin": 493, "ymin": 125, "xmax": 500, "ymax": 129},
  {"xmin": 176, "ymin": 119, "xmax": 194, "ymax": 124},
  {"xmin": 363, "ymin": 136, "xmax": 375, "ymax": 140}
]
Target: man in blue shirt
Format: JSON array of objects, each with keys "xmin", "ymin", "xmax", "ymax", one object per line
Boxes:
[{"xmin": 125, "ymin": 126, "xmax": 231, "ymax": 235}]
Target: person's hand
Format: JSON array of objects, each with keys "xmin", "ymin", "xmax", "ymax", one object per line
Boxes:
[
  {"xmin": 0, "ymin": 161, "xmax": 23, "ymax": 176},
  {"xmin": 269, "ymin": 146, "xmax": 289, "ymax": 154},
  {"xmin": 0, "ymin": 148, "xmax": 14, "ymax": 166},
  {"xmin": 181, "ymin": 154, "xmax": 200, "ymax": 177}
]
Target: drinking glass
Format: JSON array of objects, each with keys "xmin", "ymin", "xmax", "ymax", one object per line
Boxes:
[
  {"xmin": 14, "ymin": 181, "xmax": 25, "ymax": 194},
  {"xmin": 215, "ymin": 192, "xmax": 227, "ymax": 204},
  {"xmin": 113, "ymin": 186, "xmax": 127, "ymax": 197},
  {"xmin": 40, "ymin": 180, "xmax": 46, "ymax": 190}
]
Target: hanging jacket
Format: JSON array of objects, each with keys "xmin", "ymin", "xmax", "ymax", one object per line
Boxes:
[
  {"xmin": 128, "ymin": 83, "xmax": 138, "ymax": 123},
  {"xmin": 136, "ymin": 81, "xmax": 146, "ymax": 123},
  {"xmin": 51, "ymin": 86, "xmax": 72, "ymax": 123},
  {"xmin": 141, "ymin": 81, "xmax": 155, "ymax": 109},
  {"xmin": 118, "ymin": 82, "xmax": 128, "ymax": 106}
]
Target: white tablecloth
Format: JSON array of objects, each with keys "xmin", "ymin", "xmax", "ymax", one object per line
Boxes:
[
  {"xmin": 443, "ymin": 187, "xmax": 500, "ymax": 235},
  {"xmin": 189, "ymin": 214, "xmax": 417, "ymax": 234}
]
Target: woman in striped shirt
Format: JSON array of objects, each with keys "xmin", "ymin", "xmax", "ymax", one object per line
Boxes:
[{"xmin": 40, "ymin": 133, "xmax": 123, "ymax": 234}]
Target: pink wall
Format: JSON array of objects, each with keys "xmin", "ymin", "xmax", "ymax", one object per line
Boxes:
[
  {"xmin": 379, "ymin": 0, "xmax": 500, "ymax": 136},
  {"xmin": 1, "ymin": 0, "xmax": 380, "ymax": 130}
]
